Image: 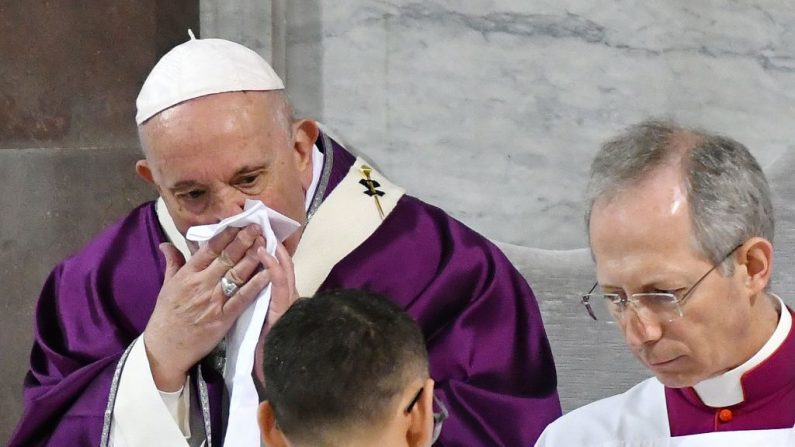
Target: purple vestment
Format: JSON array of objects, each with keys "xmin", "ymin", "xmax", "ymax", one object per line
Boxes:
[
  {"xmin": 665, "ymin": 307, "xmax": 795, "ymax": 435},
  {"xmin": 10, "ymin": 134, "xmax": 561, "ymax": 446}
]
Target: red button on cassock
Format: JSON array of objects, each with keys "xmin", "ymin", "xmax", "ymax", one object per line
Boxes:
[{"xmin": 718, "ymin": 408, "xmax": 733, "ymax": 422}]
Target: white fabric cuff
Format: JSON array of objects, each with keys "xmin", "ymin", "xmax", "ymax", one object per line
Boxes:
[
  {"xmin": 158, "ymin": 380, "xmax": 192, "ymax": 437},
  {"xmin": 111, "ymin": 336, "xmax": 191, "ymax": 445}
]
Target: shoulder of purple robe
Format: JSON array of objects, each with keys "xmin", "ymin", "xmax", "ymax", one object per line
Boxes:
[
  {"xmin": 317, "ymin": 195, "xmax": 563, "ymax": 446},
  {"xmin": 9, "ymin": 202, "xmax": 166, "ymax": 446}
]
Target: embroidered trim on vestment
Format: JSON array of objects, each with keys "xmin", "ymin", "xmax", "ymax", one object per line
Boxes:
[
  {"xmin": 100, "ymin": 340, "xmax": 137, "ymax": 447},
  {"xmin": 307, "ymin": 132, "xmax": 334, "ymax": 222}
]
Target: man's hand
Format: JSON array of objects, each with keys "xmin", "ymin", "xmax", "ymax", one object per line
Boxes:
[
  {"xmin": 143, "ymin": 225, "xmax": 271, "ymax": 391},
  {"xmin": 253, "ymin": 242, "xmax": 300, "ymax": 386},
  {"xmin": 263, "ymin": 243, "xmax": 300, "ymax": 327}
]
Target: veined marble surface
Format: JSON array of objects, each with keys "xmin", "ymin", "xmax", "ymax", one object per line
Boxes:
[
  {"xmin": 284, "ymin": 0, "xmax": 795, "ymax": 249},
  {"xmin": 200, "ymin": 0, "xmax": 273, "ymax": 60}
]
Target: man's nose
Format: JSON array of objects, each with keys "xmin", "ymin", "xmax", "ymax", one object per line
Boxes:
[
  {"xmin": 622, "ymin": 307, "xmax": 664, "ymax": 347},
  {"xmin": 213, "ymin": 186, "xmax": 247, "ymax": 221}
]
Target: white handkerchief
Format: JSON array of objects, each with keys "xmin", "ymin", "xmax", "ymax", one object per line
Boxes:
[
  {"xmin": 185, "ymin": 199, "xmax": 300, "ymax": 250},
  {"xmin": 185, "ymin": 199, "xmax": 300, "ymax": 446}
]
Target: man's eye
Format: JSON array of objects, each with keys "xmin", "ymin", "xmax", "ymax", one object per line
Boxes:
[
  {"xmin": 235, "ymin": 173, "xmax": 264, "ymax": 192},
  {"xmin": 651, "ymin": 288, "xmax": 680, "ymax": 296},
  {"xmin": 179, "ymin": 190, "xmax": 205, "ymax": 200},
  {"xmin": 605, "ymin": 293, "xmax": 625, "ymax": 303},
  {"xmin": 604, "ymin": 294, "xmax": 627, "ymax": 310},
  {"xmin": 239, "ymin": 175, "xmax": 258, "ymax": 185}
]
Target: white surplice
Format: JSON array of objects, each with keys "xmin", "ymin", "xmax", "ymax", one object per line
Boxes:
[{"xmin": 536, "ymin": 297, "xmax": 795, "ymax": 447}]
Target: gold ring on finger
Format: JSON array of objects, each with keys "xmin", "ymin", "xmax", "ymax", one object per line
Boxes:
[
  {"xmin": 226, "ymin": 267, "xmax": 245, "ymax": 286},
  {"xmin": 218, "ymin": 250, "xmax": 235, "ymax": 269}
]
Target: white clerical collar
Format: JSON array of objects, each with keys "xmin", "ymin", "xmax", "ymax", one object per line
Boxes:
[
  {"xmin": 157, "ymin": 144, "xmax": 324, "ymax": 260},
  {"xmin": 692, "ymin": 293, "xmax": 791, "ymax": 407}
]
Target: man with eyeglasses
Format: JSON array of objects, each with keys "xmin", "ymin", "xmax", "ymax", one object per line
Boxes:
[
  {"xmin": 537, "ymin": 120, "xmax": 795, "ymax": 446},
  {"xmin": 256, "ymin": 289, "xmax": 447, "ymax": 447}
]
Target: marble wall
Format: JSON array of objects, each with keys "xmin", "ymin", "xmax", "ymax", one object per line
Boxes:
[{"xmin": 276, "ymin": 0, "xmax": 795, "ymax": 250}]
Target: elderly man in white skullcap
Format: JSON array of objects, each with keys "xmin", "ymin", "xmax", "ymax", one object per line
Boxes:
[{"xmin": 10, "ymin": 33, "xmax": 561, "ymax": 447}]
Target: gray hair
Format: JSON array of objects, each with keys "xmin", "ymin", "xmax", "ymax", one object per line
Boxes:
[
  {"xmin": 585, "ymin": 119, "xmax": 774, "ymax": 273},
  {"xmin": 270, "ymin": 89, "xmax": 296, "ymax": 137}
]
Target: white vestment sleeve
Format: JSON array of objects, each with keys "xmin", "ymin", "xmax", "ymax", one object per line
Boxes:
[
  {"xmin": 109, "ymin": 336, "xmax": 195, "ymax": 446},
  {"xmin": 159, "ymin": 385, "xmax": 191, "ymax": 436}
]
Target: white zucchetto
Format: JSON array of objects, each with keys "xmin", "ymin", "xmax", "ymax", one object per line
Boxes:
[{"xmin": 135, "ymin": 31, "xmax": 284, "ymax": 125}]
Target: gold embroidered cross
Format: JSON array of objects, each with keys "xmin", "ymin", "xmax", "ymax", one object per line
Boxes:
[{"xmin": 359, "ymin": 165, "xmax": 385, "ymax": 220}]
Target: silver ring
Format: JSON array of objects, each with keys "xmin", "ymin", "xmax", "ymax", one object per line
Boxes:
[{"xmin": 220, "ymin": 276, "xmax": 239, "ymax": 298}]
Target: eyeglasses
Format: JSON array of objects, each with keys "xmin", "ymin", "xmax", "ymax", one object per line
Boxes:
[
  {"xmin": 405, "ymin": 386, "xmax": 449, "ymax": 443},
  {"xmin": 581, "ymin": 245, "xmax": 742, "ymax": 323}
]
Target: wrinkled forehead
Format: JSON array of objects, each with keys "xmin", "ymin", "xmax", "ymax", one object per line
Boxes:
[{"xmin": 139, "ymin": 91, "xmax": 287, "ymax": 153}]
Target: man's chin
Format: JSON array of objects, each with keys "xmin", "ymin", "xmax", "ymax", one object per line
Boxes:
[
  {"xmin": 652, "ymin": 370, "xmax": 703, "ymax": 389},
  {"xmin": 654, "ymin": 375, "xmax": 691, "ymax": 388},
  {"xmin": 646, "ymin": 357, "xmax": 703, "ymax": 388}
]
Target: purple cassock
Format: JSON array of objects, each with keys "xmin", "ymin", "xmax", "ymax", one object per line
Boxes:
[
  {"xmin": 10, "ymin": 133, "xmax": 562, "ymax": 446},
  {"xmin": 665, "ymin": 307, "xmax": 795, "ymax": 435}
]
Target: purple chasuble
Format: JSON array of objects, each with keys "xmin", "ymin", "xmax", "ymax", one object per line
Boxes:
[
  {"xmin": 665, "ymin": 307, "xmax": 795, "ymax": 435},
  {"xmin": 10, "ymin": 134, "xmax": 561, "ymax": 446}
]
